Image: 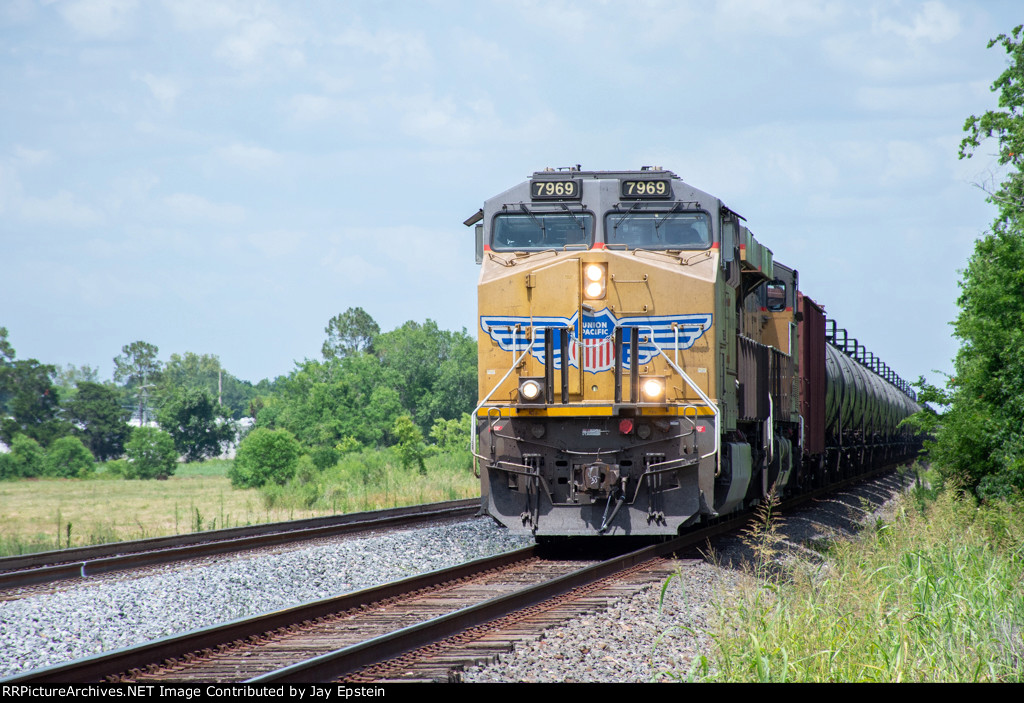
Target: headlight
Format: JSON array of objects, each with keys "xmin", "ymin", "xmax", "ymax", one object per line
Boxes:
[
  {"xmin": 583, "ymin": 263, "xmax": 606, "ymax": 300},
  {"xmin": 640, "ymin": 376, "xmax": 665, "ymax": 401},
  {"xmin": 519, "ymin": 378, "xmax": 544, "ymax": 401}
]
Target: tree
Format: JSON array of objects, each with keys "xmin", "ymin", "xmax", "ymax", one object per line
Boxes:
[
  {"xmin": 0, "ymin": 357, "xmax": 67, "ymax": 447},
  {"xmin": 53, "ymin": 364, "xmax": 100, "ymax": 400},
  {"xmin": 322, "ymin": 307, "xmax": 380, "ymax": 360},
  {"xmin": 113, "ymin": 341, "xmax": 162, "ymax": 424},
  {"xmin": 229, "ymin": 427, "xmax": 301, "ymax": 488},
  {"xmin": 157, "ymin": 387, "xmax": 235, "ymax": 462},
  {"xmin": 0, "ymin": 327, "xmax": 14, "ymax": 364},
  {"xmin": 161, "ymin": 352, "xmax": 257, "ymax": 420},
  {"xmin": 124, "ymin": 426, "xmax": 178, "ymax": 479},
  {"xmin": 923, "ymin": 25, "xmax": 1024, "ymax": 498},
  {"xmin": 960, "ymin": 25, "xmax": 1024, "ymax": 229},
  {"xmin": 256, "ymin": 355, "xmax": 401, "ymax": 449},
  {"xmin": 0, "ymin": 330, "xmax": 68, "ymax": 447},
  {"xmin": 375, "ymin": 320, "xmax": 477, "ymax": 434},
  {"xmin": 63, "ymin": 381, "xmax": 131, "ymax": 461}
]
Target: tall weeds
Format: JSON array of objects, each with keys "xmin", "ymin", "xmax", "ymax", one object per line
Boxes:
[{"xmin": 696, "ymin": 493, "xmax": 1024, "ymax": 682}]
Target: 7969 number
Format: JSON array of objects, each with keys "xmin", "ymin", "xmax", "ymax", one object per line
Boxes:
[
  {"xmin": 621, "ymin": 180, "xmax": 671, "ymax": 198},
  {"xmin": 531, "ymin": 180, "xmax": 581, "ymax": 199}
]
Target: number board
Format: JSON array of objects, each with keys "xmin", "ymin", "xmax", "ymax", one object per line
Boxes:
[
  {"xmin": 620, "ymin": 179, "xmax": 672, "ymax": 199},
  {"xmin": 530, "ymin": 179, "xmax": 582, "ymax": 200}
]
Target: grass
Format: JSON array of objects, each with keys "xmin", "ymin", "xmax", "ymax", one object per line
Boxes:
[
  {"xmin": 0, "ymin": 451, "xmax": 481, "ymax": 558},
  {"xmin": 681, "ymin": 487, "xmax": 1024, "ymax": 682},
  {"xmin": 259, "ymin": 448, "xmax": 480, "ymax": 514}
]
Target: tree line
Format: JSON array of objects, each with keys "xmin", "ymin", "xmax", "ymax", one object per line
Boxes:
[
  {"xmin": 909, "ymin": 25, "xmax": 1024, "ymax": 501},
  {"xmin": 231, "ymin": 309, "xmax": 476, "ymax": 488},
  {"xmin": 0, "ymin": 308, "xmax": 478, "ymax": 484}
]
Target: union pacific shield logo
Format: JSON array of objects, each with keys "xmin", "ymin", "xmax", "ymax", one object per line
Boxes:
[{"xmin": 480, "ymin": 309, "xmax": 712, "ymax": 374}]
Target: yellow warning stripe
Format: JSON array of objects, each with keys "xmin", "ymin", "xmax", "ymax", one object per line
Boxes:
[{"xmin": 477, "ymin": 405, "xmax": 716, "ymax": 418}]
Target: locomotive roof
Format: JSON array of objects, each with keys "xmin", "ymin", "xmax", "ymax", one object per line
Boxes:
[{"xmin": 531, "ymin": 167, "xmax": 681, "ymax": 180}]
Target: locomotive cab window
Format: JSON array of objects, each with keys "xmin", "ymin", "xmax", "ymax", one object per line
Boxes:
[
  {"xmin": 766, "ymin": 280, "xmax": 786, "ymax": 311},
  {"xmin": 491, "ymin": 213, "xmax": 594, "ymax": 251},
  {"xmin": 604, "ymin": 211, "xmax": 711, "ymax": 250}
]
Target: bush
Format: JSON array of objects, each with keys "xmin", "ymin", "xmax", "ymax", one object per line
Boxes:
[
  {"xmin": 229, "ymin": 427, "xmax": 301, "ymax": 488},
  {"xmin": 43, "ymin": 436, "xmax": 95, "ymax": 478},
  {"xmin": 430, "ymin": 413, "xmax": 470, "ymax": 454},
  {"xmin": 311, "ymin": 446, "xmax": 339, "ymax": 471},
  {"xmin": 0, "ymin": 434, "xmax": 45, "ymax": 479},
  {"xmin": 393, "ymin": 414, "xmax": 427, "ymax": 474},
  {"xmin": 124, "ymin": 426, "xmax": 178, "ymax": 480}
]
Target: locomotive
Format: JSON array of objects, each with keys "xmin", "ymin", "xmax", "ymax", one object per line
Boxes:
[{"xmin": 466, "ymin": 167, "xmax": 921, "ymax": 537}]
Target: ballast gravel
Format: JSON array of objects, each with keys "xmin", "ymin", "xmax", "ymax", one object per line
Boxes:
[
  {"xmin": 0, "ymin": 517, "xmax": 531, "ymax": 678},
  {"xmin": 462, "ymin": 472, "xmax": 915, "ymax": 683}
]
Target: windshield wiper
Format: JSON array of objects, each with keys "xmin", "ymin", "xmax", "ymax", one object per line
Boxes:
[
  {"xmin": 519, "ymin": 204, "xmax": 546, "ymax": 239},
  {"xmin": 610, "ymin": 201, "xmax": 641, "ymax": 235},
  {"xmin": 559, "ymin": 203, "xmax": 586, "ymax": 234},
  {"xmin": 652, "ymin": 202, "xmax": 685, "ymax": 237}
]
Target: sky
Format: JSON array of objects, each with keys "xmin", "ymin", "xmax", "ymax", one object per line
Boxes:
[{"xmin": 1, "ymin": 0, "xmax": 1019, "ymax": 387}]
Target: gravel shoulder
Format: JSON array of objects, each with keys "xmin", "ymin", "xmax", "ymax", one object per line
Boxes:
[{"xmin": 463, "ymin": 471, "xmax": 916, "ymax": 683}]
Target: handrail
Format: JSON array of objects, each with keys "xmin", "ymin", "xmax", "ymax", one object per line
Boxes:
[
  {"xmin": 470, "ymin": 327, "xmax": 543, "ymax": 475},
  {"xmin": 632, "ymin": 325, "xmax": 720, "ymax": 472}
]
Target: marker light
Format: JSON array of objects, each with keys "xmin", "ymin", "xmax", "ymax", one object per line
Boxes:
[{"xmin": 583, "ymin": 263, "xmax": 607, "ymax": 300}]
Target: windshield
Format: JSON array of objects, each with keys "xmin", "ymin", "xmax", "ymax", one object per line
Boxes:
[
  {"xmin": 492, "ymin": 212, "xmax": 593, "ymax": 251},
  {"xmin": 605, "ymin": 211, "xmax": 711, "ymax": 250}
]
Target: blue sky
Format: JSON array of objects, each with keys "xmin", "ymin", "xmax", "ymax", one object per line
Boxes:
[{"xmin": 1, "ymin": 0, "xmax": 1019, "ymax": 386}]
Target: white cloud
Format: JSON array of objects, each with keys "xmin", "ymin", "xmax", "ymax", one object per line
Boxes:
[
  {"xmin": 333, "ymin": 26, "xmax": 432, "ymax": 74},
  {"xmin": 139, "ymin": 73, "xmax": 182, "ymax": 110},
  {"xmin": 20, "ymin": 190, "xmax": 105, "ymax": 227},
  {"xmin": 163, "ymin": 193, "xmax": 245, "ymax": 224},
  {"xmin": 12, "ymin": 146, "xmax": 53, "ymax": 167},
  {"xmin": 216, "ymin": 16, "xmax": 302, "ymax": 68},
  {"xmin": 879, "ymin": 140, "xmax": 939, "ymax": 186},
  {"xmin": 855, "ymin": 82, "xmax": 965, "ymax": 115},
  {"xmin": 397, "ymin": 93, "xmax": 558, "ymax": 147},
  {"xmin": 875, "ymin": 1, "xmax": 960, "ymax": 44},
  {"xmin": 0, "ymin": 164, "xmax": 20, "ymax": 215},
  {"xmin": 823, "ymin": 2, "xmax": 963, "ymax": 80},
  {"xmin": 287, "ymin": 93, "xmax": 343, "ymax": 124},
  {"xmin": 57, "ymin": 0, "xmax": 138, "ymax": 38},
  {"xmin": 160, "ymin": 0, "xmax": 306, "ymax": 69},
  {"xmin": 241, "ymin": 230, "xmax": 307, "ymax": 260},
  {"xmin": 160, "ymin": 0, "xmax": 244, "ymax": 31},
  {"xmin": 215, "ymin": 143, "xmax": 280, "ymax": 170},
  {"xmin": 711, "ymin": 0, "xmax": 842, "ymax": 37},
  {"xmin": 319, "ymin": 249, "xmax": 386, "ymax": 286}
]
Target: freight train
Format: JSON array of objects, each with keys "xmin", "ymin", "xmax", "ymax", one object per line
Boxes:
[{"xmin": 465, "ymin": 167, "xmax": 921, "ymax": 538}]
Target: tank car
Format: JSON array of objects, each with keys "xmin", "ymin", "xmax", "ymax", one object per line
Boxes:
[{"xmin": 466, "ymin": 167, "xmax": 920, "ymax": 537}]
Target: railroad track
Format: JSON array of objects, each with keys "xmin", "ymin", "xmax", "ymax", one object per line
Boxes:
[
  {"xmin": 0, "ymin": 499, "xmax": 478, "ymax": 592},
  {"xmin": 2, "ymin": 516, "xmax": 747, "ymax": 684},
  {"xmin": 4, "ymin": 466, "xmax": 912, "ymax": 684}
]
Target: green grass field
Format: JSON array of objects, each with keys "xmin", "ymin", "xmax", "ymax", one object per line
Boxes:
[{"xmin": 0, "ymin": 454, "xmax": 480, "ymax": 556}]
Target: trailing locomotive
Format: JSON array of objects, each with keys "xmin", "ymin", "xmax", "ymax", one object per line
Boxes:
[{"xmin": 466, "ymin": 167, "xmax": 920, "ymax": 537}]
